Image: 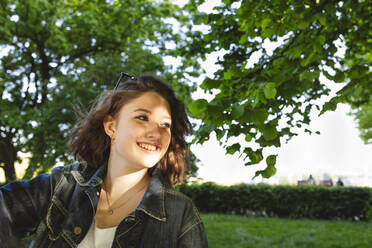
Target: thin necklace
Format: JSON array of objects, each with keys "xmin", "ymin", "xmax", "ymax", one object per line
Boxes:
[{"xmin": 103, "ymin": 178, "xmax": 149, "ymax": 215}]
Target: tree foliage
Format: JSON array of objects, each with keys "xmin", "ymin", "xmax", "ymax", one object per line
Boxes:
[
  {"xmin": 182, "ymin": 0, "xmax": 371, "ymax": 178},
  {"xmin": 0, "ymin": 0, "xmax": 198, "ymax": 182},
  {"xmin": 351, "ymin": 103, "xmax": 372, "ymax": 144}
]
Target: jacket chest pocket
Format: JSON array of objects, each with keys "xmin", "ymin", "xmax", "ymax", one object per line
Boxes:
[{"xmin": 46, "ymin": 196, "xmax": 69, "ymax": 241}]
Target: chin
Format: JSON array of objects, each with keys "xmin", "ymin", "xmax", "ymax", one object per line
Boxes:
[{"xmin": 141, "ymin": 159, "xmax": 160, "ymax": 169}]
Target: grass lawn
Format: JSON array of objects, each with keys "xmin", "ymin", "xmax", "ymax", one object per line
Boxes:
[{"xmin": 201, "ymin": 213, "xmax": 372, "ymax": 248}]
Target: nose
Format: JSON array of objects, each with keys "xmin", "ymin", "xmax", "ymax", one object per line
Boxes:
[{"xmin": 145, "ymin": 122, "xmax": 161, "ymax": 139}]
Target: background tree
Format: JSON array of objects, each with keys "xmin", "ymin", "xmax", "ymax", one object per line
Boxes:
[
  {"xmin": 182, "ymin": 0, "xmax": 371, "ymax": 178},
  {"xmin": 350, "ymin": 103, "xmax": 372, "ymax": 144},
  {"xmin": 0, "ymin": 0, "xmax": 199, "ymax": 182}
]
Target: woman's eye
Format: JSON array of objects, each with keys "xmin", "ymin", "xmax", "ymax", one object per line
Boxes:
[
  {"xmin": 136, "ymin": 115, "xmax": 148, "ymax": 121},
  {"xmin": 162, "ymin": 123, "xmax": 171, "ymax": 129}
]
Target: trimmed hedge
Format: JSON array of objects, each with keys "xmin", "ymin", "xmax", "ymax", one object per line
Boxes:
[
  {"xmin": 2, "ymin": 181, "xmax": 371, "ymax": 220},
  {"xmin": 177, "ymin": 182, "xmax": 372, "ymax": 221}
]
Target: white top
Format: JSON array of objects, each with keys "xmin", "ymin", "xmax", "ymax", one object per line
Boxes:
[{"xmin": 77, "ymin": 220, "xmax": 118, "ymax": 248}]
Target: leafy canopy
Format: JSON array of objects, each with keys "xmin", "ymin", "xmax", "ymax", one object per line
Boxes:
[
  {"xmin": 182, "ymin": 0, "xmax": 371, "ymax": 178},
  {"xmin": 0, "ymin": 0, "xmax": 198, "ymax": 181}
]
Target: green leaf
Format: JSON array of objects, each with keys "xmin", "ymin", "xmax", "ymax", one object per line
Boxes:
[
  {"xmin": 201, "ymin": 78, "xmax": 221, "ymax": 90},
  {"xmin": 334, "ymin": 70, "xmax": 345, "ymax": 82},
  {"xmin": 316, "ymin": 35, "xmax": 326, "ymax": 46},
  {"xmin": 248, "ymin": 109, "xmax": 268, "ymax": 123},
  {"xmin": 253, "ymin": 170, "xmax": 262, "ymax": 179},
  {"xmin": 262, "ymin": 164, "xmax": 277, "ymax": 178},
  {"xmin": 239, "ymin": 19, "xmax": 249, "ymax": 31},
  {"xmin": 266, "ymin": 154, "xmax": 277, "ymax": 166},
  {"xmin": 298, "ymin": 20, "xmax": 309, "ymax": 30},
  {"xmin": 254, "ymin": 90, "xmax": 268, "ymax": 106},
  {"xmin": 248, "ymin": 150, "xmax": 263, "ymax": 164},
  {"xmin": 224, "ymin": 71, "xmax": 233, "ymax": 80},
  {"xmin": 193, "ymin": 123, "xmax": 216, "ymax": 144},
  {"xmin": 261, "ymin": 17, "xmax": 271, "ymax": 31},
  {"xmin": 245, "ymin": 134, "xmax": 252, "ymax": 142},
  {"xmin": 231, "ymin": 104, "xmax": 245, "ymax": 119},
  {"xmin": 189, "ymin": 99, "xmax": 208, "ymax": 117},
  {"xmin": 318, "ymin": 14, "xmax": 326, "ymax": 26},
  {"xmin": 285, "ymin": 47, "xmax": 302, "ymax": 60},
  {"xmin": 239, "ymin": 33, "xmax": 248, "ymax": 44},
  {"xmin": 299, "ymin": 71, "xmax": 317, "ymax": 81},
  {"xmin": 262, "ymin": 125, "xmax": 278, "ymax": 141},
  {"xmin": 319, "ymin": 96, "xmax": 340, "ymax": 115},
  {"xmin": 264, "ymin": 82, "xmax": 277, "ymax": 99},
  {"xmin": 226, "ymin": 143, "xmax": 241, "ymax": 155},
  {"xmin": 215, "ymin": 128, "xmax": 226, "ymax": 141},
  {"xmin": 300, "ymin": 53, "xmax": 315, "ymax": 67},
  {"xmin": 206, "ymin": 103, "xmax": 225, "ymax": 125},
  {"xmin": 252, "ymin": 164, "xmax": 277, "ymax": 179}
]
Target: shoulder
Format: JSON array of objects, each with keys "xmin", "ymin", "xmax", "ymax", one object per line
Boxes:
[
  {"xmin": 154, "ymin": 169, "xmax": 197, "ymax": 209},
  {"xmin": 51, "ymin": 161, "xmax": 88, "ymax": 174},
  {"xmin": 50, "ymin": 161, "xmax": 97, "ymax": 178},
  {"xmin": 163, "ymin": 186, "xmax": 195, "ymax": 207},
  {"xmin": 163, "ymin": 186, "xmax": 203, "ymax": 227},
  {"xmin": 50, "ymin": 162, "xmax": 96, "ymax": 186},
  {"xmin": 163, "ymin": 186, "xmax": 207, "ymax": 244}
]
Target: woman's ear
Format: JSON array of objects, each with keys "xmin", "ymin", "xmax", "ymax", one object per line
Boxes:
[{"xmin": 103, "ymin": 115, "xmax": 116, "ymax": 139}]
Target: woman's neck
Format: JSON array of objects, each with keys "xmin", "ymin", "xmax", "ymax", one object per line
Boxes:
[{"xmin": 104, "ymin": 159, "xmax": 150, "ymax": 197}]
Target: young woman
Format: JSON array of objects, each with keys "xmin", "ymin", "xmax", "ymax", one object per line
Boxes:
[{"xmin": 0, "ymin": 74, "xmax": 208, "ymax": 247}]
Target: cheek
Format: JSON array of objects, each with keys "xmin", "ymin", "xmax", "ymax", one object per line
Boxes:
[
  {"xmin": 163, "ymin": 131, "xmax": 171, "ymax": 147},
  {"xmin": 115, "ymin": 123, "xmax": 138, "ymax": 145}
]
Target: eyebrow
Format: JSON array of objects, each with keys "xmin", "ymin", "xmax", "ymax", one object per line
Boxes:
[
  {"xmin": 134, "ymin": 108, "xmax": 151, "ymax": 114},
  {"xmin": 133, "ymin": 108, "xmax": 171, "ymax": 120}
]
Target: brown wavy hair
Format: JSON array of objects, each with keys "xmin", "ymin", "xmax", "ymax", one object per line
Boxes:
[{"xmin": 68, "ymin": 75, "xmax": 192, "ymax": 185}]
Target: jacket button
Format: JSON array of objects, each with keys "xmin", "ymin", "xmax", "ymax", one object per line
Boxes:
[{"xmin": 74, "ymin": 226, "xmax": 82, "ymax": 235}]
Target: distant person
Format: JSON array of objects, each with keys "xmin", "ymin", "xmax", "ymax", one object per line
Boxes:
[
  {"xmin": 0, "ymin": 74, "xmax": 208, "ymax": 247},
  {"xmin": 337, "ymin": 178, "xmax": 344, "ymax": 186},
  {"xmin": 308, "ymin": 174, "xmax": 316, "ymax": 185},
  {"xmin": 326, "ymin": 179, "xmax": 333, "ymax": 187}
]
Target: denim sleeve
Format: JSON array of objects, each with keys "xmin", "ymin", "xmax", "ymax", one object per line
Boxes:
[
  {"xmin": 177, "ymin": 200, "xmax": 209, "ymax": 248},
  {"xmin": 0, "ymin": 167, "xmax": 63, "ymax": 244}
]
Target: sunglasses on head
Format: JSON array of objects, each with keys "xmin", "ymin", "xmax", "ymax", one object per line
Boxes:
[{"xmin": 114, "ymin": 72, "xmax": 137, "ymax": 90}]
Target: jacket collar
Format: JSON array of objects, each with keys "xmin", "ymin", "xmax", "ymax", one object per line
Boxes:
[
  {"xmin": 137, "ymin": 168, "xmax": 167, "ymax": 222},
  {"xmin": 70, "ymin": 163, "xmax": 167, "ymax": 222},
  {"xmin": 71, "ymin": 162, "xmax": 105, "ymax": 187}
]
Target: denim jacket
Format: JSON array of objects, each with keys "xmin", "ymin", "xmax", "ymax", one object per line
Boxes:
[{"xmin": 0, "ymin": 162, "xmax": 208, "ymax": 247}]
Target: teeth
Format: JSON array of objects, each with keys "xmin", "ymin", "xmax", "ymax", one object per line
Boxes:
[{"xmin": 138, "ymin": 143, "xmax": 157, "ymax": 151}]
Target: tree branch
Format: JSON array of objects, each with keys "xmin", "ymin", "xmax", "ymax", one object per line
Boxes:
[
  {"xmin": 54, "ymin": 41, "xmax": 122, "ymax": 69},
  {"xmin": 55, "ymin": 46, "xmax": 100, "ymax": 68}
]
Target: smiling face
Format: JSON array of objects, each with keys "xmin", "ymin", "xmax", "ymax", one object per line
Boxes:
[{"xmin": 104, "ymin": 91, "xmax": 172, "ymax": 171}]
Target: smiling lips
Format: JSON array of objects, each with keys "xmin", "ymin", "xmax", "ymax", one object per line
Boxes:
[{"xmin": 137, "ymin": 142, "xmax": 159, "ymax": 152}]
